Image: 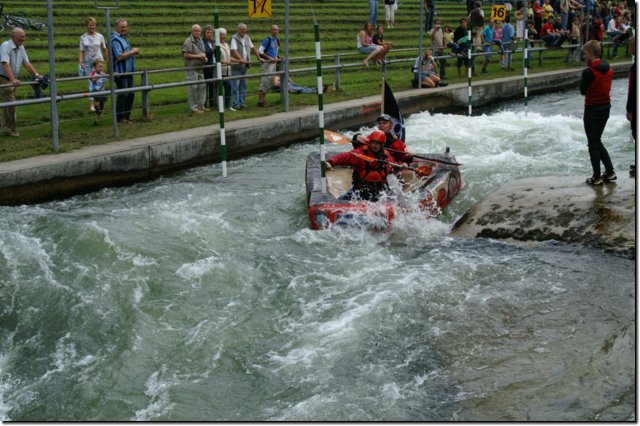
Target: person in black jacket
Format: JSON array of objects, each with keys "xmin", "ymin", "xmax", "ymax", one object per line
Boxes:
[
  {"xmin": 580, "ymin": 40, "xmax": 615, "ymax": 186},
  {"xmin": 626, "ymin": 37, "xmax": 636, "ymax": 177}
]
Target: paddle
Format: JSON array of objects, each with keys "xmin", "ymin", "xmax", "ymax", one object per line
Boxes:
[
  {"xmin": 350, "ymin": 151, "xmax": 433, "ymax": 177},
  {"xmin": 324, "ymin": 129, "xmax": 462, "ymax": 166}
]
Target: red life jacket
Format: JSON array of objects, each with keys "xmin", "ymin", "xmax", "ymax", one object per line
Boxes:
[
  {"xmin": 353, "ymin": 146, "xmax": 391, "ymax": 188},
  {"xmin": 585, "ymin": 59, "xmax": 613, "ymax": 106}
]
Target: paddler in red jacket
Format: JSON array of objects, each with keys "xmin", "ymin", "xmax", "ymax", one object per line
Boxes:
[
  {"xmin": 580, "ymin": 40, "xmax": 615, "ymax": 186},
  {"xmin": 351, "ymin": 114, "xmax": 413, "ymax": 164},
  {"xmin": 326, "ymin": 130, "xmax": 400, "ymax": 201}
]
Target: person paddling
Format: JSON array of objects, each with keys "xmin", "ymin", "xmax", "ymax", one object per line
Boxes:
[
  {"xmin": 326, "ymin": 130, "xmax": 399, "ymax": 201},
  {"xmin": 351, "ymin": 114, "xmax": 413, "ymax": 164}
]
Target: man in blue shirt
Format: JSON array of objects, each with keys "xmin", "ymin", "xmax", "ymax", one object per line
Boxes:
[
  {"xmin": 111, "ymin": 19, "xmax": 140, "ymax": 123},
  {"xmin": 501, "ymin": 15, "xmax": 515, "ymax": 70},
  {"xmin": 480, "ymin": 19, "xmax": 495, "ymax": 74},
  {"xmin": 257, "ymin": 24, "xmax": 280, "ymax": 108}
]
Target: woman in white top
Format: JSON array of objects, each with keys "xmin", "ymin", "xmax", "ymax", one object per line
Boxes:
[
  {"xmin": 79, "ymin": 17, "xmax": 108, "ymax": 111},
  {"xmin": 357, "ymin": 22, "xmax": 388, "ymax": 68}
]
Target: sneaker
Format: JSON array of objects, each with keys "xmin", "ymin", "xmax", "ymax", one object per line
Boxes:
[
  {"xmin": 481, "ymin": 70, "xmax": 488, "ymax": 74},
  {"xmin": 3, "ymin": 129, "xmax": 19, "ymax": 137},
  {"xmin": 229, "ymin": 107, "xmax": 237, "ymax": 111},
  {"xmin": 602, "ymin": 170, "xmax": 617, "ymax": 182},
  {"xmin": 586, "ymin": 175, "xmax": 603, "ymax": 185}
]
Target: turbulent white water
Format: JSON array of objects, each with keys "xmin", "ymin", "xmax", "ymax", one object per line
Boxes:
[{"xmin": 0, "ymin": 79, "xmax": 635, "ymax": 421}]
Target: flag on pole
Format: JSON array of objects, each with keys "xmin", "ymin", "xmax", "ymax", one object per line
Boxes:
[{"xmin": 383, "ymin": 80, "xmax": 406, "ymax": 142}]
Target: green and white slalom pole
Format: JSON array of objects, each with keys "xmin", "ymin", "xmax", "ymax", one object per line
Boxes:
[
  {"xmin": 314, "ymin": 23, "xmax": 326, "ymax": 194},
  {"xmin": 214, "ymin": 13, "xmax": 227, "ymax": 177},
  {"xmin": 467, "ymin": 29, "xmax": 472, "ymax": 116},
  {"xmin": 523, "ymin": 27, "xmax": 529, "ymax": 115}
]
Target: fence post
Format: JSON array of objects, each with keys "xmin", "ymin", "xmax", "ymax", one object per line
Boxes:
[
  {"xmin": 141, "ymin": 69, "xmax": 149, "ymax": 120},
  {"xmin": 334, "ymin": 54, "xmax": 341, "ymax": 91},
  {"xmin": 46, "ymin": 0, "xmax": 58, "ymax": 151},
  {"xmin": 95, "ymin": 0, "xmax": 119, "ymax": 138}
]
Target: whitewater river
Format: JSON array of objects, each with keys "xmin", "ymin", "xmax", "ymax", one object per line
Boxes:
[{"xmin": 0, "ymin": 79, "xmax": 635, "ymax": 421}]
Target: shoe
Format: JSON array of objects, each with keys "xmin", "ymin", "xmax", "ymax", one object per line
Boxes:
[
  {"xmin": 89, "ymin": 105, "xmax": 95, "ymax": 112},
  {"xmin": 3, "ymin": 129, "xmax": 19, "ymax": 137},
  {"xmin": 257, "ymin": 101, "xmax": 266, "ymax": 107},
  {"xmin": 602, "ymin": 170, "xmax": 617, "ymax": 182},
  {"xmin": 192, "ymin": 109, "xmax": 204, "ymax": 114},
  {"xmin": 201, "ymin": 108, "xmax": 210, "ymax": 112},
  {"xmin": 481, "ymin": 70, "xmax": 488, "ymax": 74},
  {"xmin": 439, "ymin": 82, "xmax": 449, "ymax": 87},
  {"xmin": 229, "ymin": 107, "xmax": 237, "ymax": 111},
  {"xmin": 586, "ymin": 175, "xmax": 603, "ymax": 185},
  {"xmin": 125, "ymin": 118, "xmax": 134, "ymax": 123}
]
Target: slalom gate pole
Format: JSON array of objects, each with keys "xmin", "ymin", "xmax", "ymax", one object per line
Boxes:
[
  {"xmin": 524, "ymin": 28, "xmax": 529, "ymax": 115},
  {"xmin": 314, "ymin": 23, "xmax": 327, "ymax": 194},
  {"xmin": 467, "ymin": 29, "xmax": 472, "ymax": 116},
  {"xmin": 214, "ymin": 13, "xmax": 227, "ymax": 177}
]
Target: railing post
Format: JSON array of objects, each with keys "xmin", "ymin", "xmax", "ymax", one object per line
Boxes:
[
  {"xmin": 334, "ymin": 54, "xmax": 341, "ymax": 91},
  {"xmin": 141, "ymin": 69, "xmax": 149, "ymax": 120}
]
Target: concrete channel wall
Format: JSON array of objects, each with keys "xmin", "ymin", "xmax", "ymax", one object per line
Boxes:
[{"xmin": 0, "ymin": 65, "xmax": 631, "ymax": 205}]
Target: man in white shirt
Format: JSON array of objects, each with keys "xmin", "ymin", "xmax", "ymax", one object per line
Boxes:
[{"xmin": 229, "ymin": 23, "xmax": 263, "ymax": 110}]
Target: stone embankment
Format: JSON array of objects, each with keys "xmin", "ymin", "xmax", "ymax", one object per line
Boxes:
[{"xmin": 450, "ymin": 175, "xmax": 636, "ymax": 258}]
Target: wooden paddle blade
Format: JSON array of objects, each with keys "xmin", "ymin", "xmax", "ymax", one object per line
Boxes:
[
  {"xmin": 414, "ymin": 165, "xmax": 433, "ymax": 176},
  {"xmin": 324, "ymin": 130, "xmax": 352, "ymax": 145},
  {"xmin": 350, "ymin": 151, "xmax": 377, "ymax": 162}
]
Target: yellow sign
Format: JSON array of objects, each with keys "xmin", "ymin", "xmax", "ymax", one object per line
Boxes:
[
  {"xmin": 491, "ymin": 5, "xmax": 506, "ymax": 21},
  {"xmin": 249, "ymin": 0, "xmax": 272, "ymax": 18}
]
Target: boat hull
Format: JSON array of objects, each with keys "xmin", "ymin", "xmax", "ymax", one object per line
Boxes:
[{"xmin": 305, "ymin": 151, "xmax": 462, "ymax": 230}]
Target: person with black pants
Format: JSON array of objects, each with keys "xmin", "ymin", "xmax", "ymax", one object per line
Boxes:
[
  {"xmin": 626, "ymin": 37, "xmax": 636, "ymax": 177},
  {"xmin": 580, "ymin": 40, "xmax": 615, "ymax": 186}
]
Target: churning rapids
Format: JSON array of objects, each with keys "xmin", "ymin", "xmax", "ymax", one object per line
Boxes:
[{"xmin": 0, "ymin": 79, "xmax": 635, "ymax": 421}]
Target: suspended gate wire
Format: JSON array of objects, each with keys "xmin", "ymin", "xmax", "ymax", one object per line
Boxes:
[{"xmin": 307, "ymin": 0, "xmax": 318, "ymax": 25}]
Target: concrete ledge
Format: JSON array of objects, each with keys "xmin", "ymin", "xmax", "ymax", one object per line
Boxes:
[{"xmin": 0, "ymin": 63, "xmax": 631, "ymax": 205}]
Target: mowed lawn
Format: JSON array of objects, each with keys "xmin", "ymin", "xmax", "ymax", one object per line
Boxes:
[{"xmin": 0, "ymin": 0, "xmax": 632, "ymax": 161}]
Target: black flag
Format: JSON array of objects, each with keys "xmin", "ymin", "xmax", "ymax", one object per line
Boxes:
[{"xmin": 383, "ymin": 80, "xmax": 405, "ymax": 142}]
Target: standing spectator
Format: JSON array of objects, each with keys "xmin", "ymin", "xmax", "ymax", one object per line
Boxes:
[
  {"xmin": 449, "ymin": 21, "xmax": 473, "ymax": 76},
  {"xmin": 568, "ymin": 16, "xmax": 582, "ymax": 63},
  {"xmin": 182, "ymin": 24, "xmax": 207, "ymax": 114},
  {"xmin": 469, "ymin": 1, "xmax": 486, "ymax": 32},
  {"xmin": 111, "ymin": 19, "xmax": 140, "ymax": 124},
  {"xmin": 202, "ymin": 24, "xmax": 216, "ymax": 110},
  {"xmin": 369, "ymin": 0, "xmax": 379, "ymax": 26},
  {"xmin": 218, "ymin": 28, "xmax": 233, "ymax": 110},
  {"xmin": 542, "ymin": 0, "xmax": 555, "ymax": 21},
  {"xmin": 89, "ymin": 59, "xmax": 107, "ymax": 124},
  {"xmin": 429, "ymin": 18, "xmax": 447, "ymax": 79},
  {"xmin": 480, "ymin": 19, "xmax": 495, "ymax": 74},
  {"xmin": 230, "ymin": 23, "xmax": 263, "ymax": 110},
  {"xmin": 626, "ymin": 36, "xmax": 635, "ymax": 176},
  {"xmin": 425, "ymin": 0, "xmax": 436, "ymax": 32},
  {"xmin": 0, "ymin": 28, "xmax": 42, "ymax": 137},
  {"xmin": 257, "ymin": 24, "xmax": 281, "ymax": 108},
  {"xmin": 580, "ymin": 40, "xmax": 615, "ymax": 185},
  {"xmin": 79, "ymin": 17, "xmax": 108, "ymax": 112},
  {"xmin": 532, "ymin": 0, "xmax": 544, "ymax": 34},
  {"xmin": 384, "ymin": 0, "xmax": 396, "ymax": 29},
  {"xmin": 501, "ymin": 15, "xmax": 516, "ymax": 70}
]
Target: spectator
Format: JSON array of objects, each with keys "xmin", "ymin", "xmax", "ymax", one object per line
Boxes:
[
  {"xmin": 412, "ymin": 49, "xmax": 442, "ymax": 88},
  {"xmin": 525, "ymin": 22, "xmax": 538, "ymax": 67},
  {"xmin": 430, "ymin": 18, "xmax": 447, "ymax": 79},
  {"xmin": 373, "ymin": 25, "xmax": 393, "ymax": 53},
  {"xmin": 351, "ymin": 114, "xmax": 412, "ymax": 164},
  {"xmin": 480, "ymin": 19, "xmax": 495, "ymax": 74},
  {"xmin": 542, "ymin": 0, "xmax": 555, "ymax": 21},
  {"xmin": 369, "ymin": 0, "xmax": 379, "ymax": 26},
  {"xmin": 218, "ymin": 28, "xmax": 233, "ymax": 110},
  {"xmin": 89, "ymin": 59, "xmax": 107, "ymax": 124},
  {"xmin": 258, "ymin": 24, "xmax": 281, "ymax": 107},
  {"xmin": 449, "ymin": 30, "xmax": 474, "ymax": 76},
  {"xmin": 568, "ymin": 16, "xmax": 582, "ymax": 63},
  {"xmin": 111, "ymin": 19, "xmax": 140, "ymax": 124},
  {"xmin": 606, "ymin": 15, "xmax": 625, "ymax": 57},
  {"xmin": 202, "ymin": 24, "xmax": 216, "ymax": 110},
  {"xmin": 532, "ymin": 0, "xmax": 544, "ymax": 34},
  {"xmin": 182, "ymin": 24, "xmax": 207, "ymax": 114},
  {"xmin": 425, "ymin": 0, "xmax": 436, "ymax": 32},
  {"xmin": 230, "ymin": 22, "xmax": 263, "ymax": 110},
  {"xmin": 626, "ymin": 36, "xmax": 635, "ymax": 176},
  {"xmin": 501, "ymin": 15, "xmax": 516, "ymax": 70},
  {"xmin": 580, "ymin": 40, "xmax": 615, "ymax": 185},
  {"xmin": 272, "ymin": 75, "xmax": 329, "ymax": 94},
  {"xmin": 384, "ymin": 0, "xmax": 397, "ymax": 28},
  {"xmin": 493, "ymin": 19, "xmax": 505, "ymax": 62},
  {"xmin": 0, "ymin": 28, "xmax": 42, "ymax": 137},
  {"xmin": 79, "ymin": 17, "xmax": 108, "ymax": 112},
  {"xmin": 444, "ymin": 25, "xmax": 455, "ymax": 46},
  {"xmin": 358, "ymin": 22, "xmax": 389, "ymax": 68},
  {"xmin": 541, "ymin": 16, "xmax": 567, "ymax": 47},
  {"xmin": 469, "ymin": 1, "xmax": 486, "ymax": 32}
]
